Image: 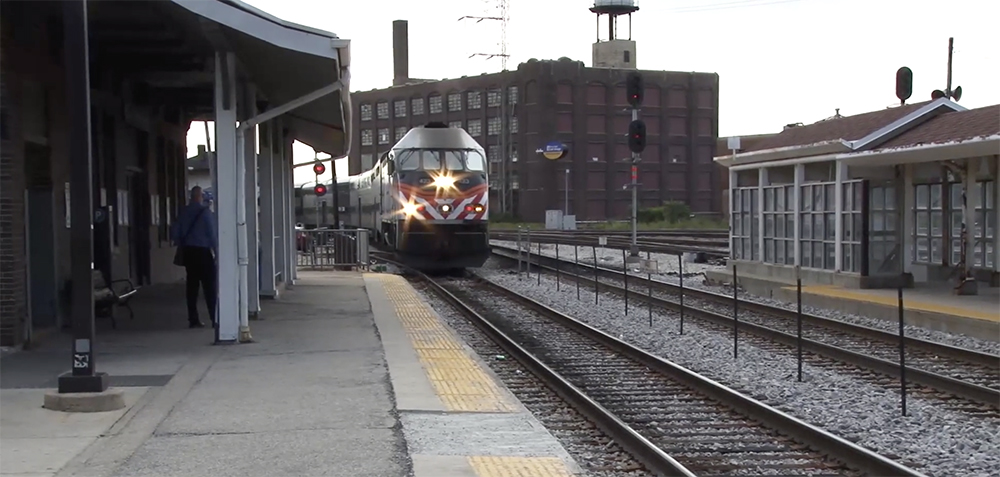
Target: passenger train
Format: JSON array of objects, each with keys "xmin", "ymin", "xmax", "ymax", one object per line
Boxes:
[{"xmin": 339, "ymin": 122, "xmax": 491, "ymax": 270}]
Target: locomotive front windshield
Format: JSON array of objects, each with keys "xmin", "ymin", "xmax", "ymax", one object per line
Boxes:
[{"xmin": 397, "ymin": 149, "xmax": 486, "ymax": 173}]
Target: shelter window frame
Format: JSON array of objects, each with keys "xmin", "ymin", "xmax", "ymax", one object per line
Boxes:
[
  {"xmin": 949, "ymin": 180, "xmax": 996, "ymax": 269},
  {"xmin": 429, "ymin": 95, "xmax": 443, "ymax": 114},
  {"xmin": 841, "ymin": 180, "xmax": 863, "ymax": 273},
  {"xmin": 376, "ymin": 101, "xmax": 389, "ymax": 119},
  {"xmin": 762, "ymin": 185, "xmax": 793, "ymax": 265},
  {"xmin": 799, "ymin": 182, "xmax": 836, "ymax": 270},
  {"xmin": 732, "ymin": 186, "xmax": 758, "ymax": 261},
  {"xmin": 913, "ymin": 183, "xmax": 943, "ymax": 264}
]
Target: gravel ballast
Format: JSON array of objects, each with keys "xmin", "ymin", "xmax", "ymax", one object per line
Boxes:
[
  {"xmin": 491, "ymin": 240, "xmax": 1000, "ymax": 356},
  {"xmin": 476, "ymin": 261, "xmax": 1000, "ymax": 477}
]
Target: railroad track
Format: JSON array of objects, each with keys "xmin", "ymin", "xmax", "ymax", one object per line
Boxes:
[
  {"xmin": 405, "ymin": 264, "xmax": 925, "ymax": 476},
  {"xmin": 491, "ymin": 245, "xmax": 1000, "ymax": 412},
  {"xmin": 489, "ymin": 231, "xmax": 730, "ymax": 258}
]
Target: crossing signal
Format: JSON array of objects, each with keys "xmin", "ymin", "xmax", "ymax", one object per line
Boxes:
[
  {"xmin": 628, "ymin": 120, "xmax": 646, "ymax": 154},
  {"xmin": 626, "ymin": 72, "xmax": 644, "ymax": 107},
  {"xmin": 312, "ymin": 162, "xmax": 326, "ymax": 175},
  {"xmin": 314, "ymin": 184, "xmax": 327, "ymax": 197}
]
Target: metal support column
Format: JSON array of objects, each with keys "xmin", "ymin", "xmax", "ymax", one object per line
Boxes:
[
  {"xmin": 59, "ymin": 0, "xmax": 105, "ymax": 393},
  {"xmin": 285, "ymin": 133, "xmax": 298, "ymax": 283},
  {"xmin": 214, "ymin": 51, "xmax": 240, "ymax": 343},
  {"xmin": 259, "ymin": 121, "xmax": 277, "ymax": 298},
  {"xmin": 240, "ymin": 84, "xmax": 260, "ymax": 334}
]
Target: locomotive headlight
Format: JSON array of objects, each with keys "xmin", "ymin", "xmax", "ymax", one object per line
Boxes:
[
  {"xmin": 401, "ymin": 203, "xmax": 422, "ymax": 217},
  {"xmin": 440, "ymin": 204, "xmax": 452, "ymax": 213},
  {"xmin": 473, "ymin": 204, "xmax": 484, "ymax": 213},
  {"xmin": 432, "ymin": 175, "xmax": 455, "ymax": 189}
]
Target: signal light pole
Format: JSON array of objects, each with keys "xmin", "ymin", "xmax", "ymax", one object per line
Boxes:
[
  {"xmin": 625, "ymin": 72, "xmax": 645, "ymax": 262},
  {"xmin": 312, "ymin": 159, "xmax": 326, "ymax": 228}
]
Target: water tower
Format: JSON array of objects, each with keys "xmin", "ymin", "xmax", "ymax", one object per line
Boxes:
[{"xmin": 590, "ymin": 0, "xmax": 639, "ymax": 69}]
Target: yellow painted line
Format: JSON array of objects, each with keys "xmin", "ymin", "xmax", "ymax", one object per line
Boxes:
[
  {"xmin": 785, "ymin": 285, "xmax": 1000, "ymax": 323},
  {"xmin": 378, "ymin": 274, "xmax": 516, "ymax": 412},
  {"xmin": 468, "ymin": 456, "xmax": 575, "ymax": 477}
]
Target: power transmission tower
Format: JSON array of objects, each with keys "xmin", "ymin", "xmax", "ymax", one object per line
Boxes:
[{"xmin": 459, "ymin": 0, "xmax": 513, "ymax": 215}]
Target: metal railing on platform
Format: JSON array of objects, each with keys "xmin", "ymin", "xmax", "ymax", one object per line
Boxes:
[{"xmin": 296, "ymin": 228, "xmax": 370, "ymax": 271}]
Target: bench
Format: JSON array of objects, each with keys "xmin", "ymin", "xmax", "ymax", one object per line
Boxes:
[{"xmin": 92, "ymin": 269, "xmax": 139, "ymax": 329}]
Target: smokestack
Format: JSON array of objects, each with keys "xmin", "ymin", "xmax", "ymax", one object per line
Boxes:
[{"xmin": 392, "ymin": 20, "xmax": 409, "ymax": 86}]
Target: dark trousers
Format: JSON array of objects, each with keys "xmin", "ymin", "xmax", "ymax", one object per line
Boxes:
[{"xmin": 183, "ymin": 246, "xmax": 217, "ymax": 324}]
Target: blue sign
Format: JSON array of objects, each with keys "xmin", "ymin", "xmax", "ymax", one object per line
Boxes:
[{"xmin": 541, "ymin": 141, "xmax": 568, "ymax": 160}]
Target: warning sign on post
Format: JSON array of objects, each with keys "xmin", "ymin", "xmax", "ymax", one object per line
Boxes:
[{"xmin": 598, "ymin": 236, "xmax": 608, "ymax": 246}]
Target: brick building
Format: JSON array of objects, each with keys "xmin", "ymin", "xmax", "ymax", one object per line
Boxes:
[{"xmin": 347, "ymin": 20, "xmax": 721, "ymax": 223}]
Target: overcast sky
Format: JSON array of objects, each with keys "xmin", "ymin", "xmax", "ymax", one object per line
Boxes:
[{"xmin": 185, "ymin": 0, "xmax": 1000, "ymax": 186}]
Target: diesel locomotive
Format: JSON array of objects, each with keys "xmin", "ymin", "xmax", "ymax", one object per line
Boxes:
[{"xmin": 339, "ymin": 122, "xmax": 490, "ymax": 270}]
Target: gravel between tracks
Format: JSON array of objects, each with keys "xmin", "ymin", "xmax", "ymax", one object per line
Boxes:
[
  {"xmin": 478, "ymin": 259, "xmax": 1000, "ymax": 477},
  {"xmin": 491, "ymin": 240, "xmax": 1000, "ymax": 356}
]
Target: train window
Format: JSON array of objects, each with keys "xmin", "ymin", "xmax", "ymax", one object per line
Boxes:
[
  {"xmin": 423, "ymin": 151, "xmax": 442, "ymax": 170},
  {"xmin": 466, "ymin": 151, "xmax": 486, "ymax": 172},
  {"xmin": 444, "ymin": 151, "xmax": 463, "ymax": 170},
  {"xmin": 398, "ymin": 150, "xmax": 420, "ymax": 171}
]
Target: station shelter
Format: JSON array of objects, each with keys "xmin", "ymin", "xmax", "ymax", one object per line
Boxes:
[
  {"xmin": 712, "ymin": 99, "xmax": 999, "ymax": 333},
  {"xmin": 0, "ymin": 0, "xmax": 352, "ymax": 348}
]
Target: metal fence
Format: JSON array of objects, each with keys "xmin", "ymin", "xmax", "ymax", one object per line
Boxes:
[{"xmin": 296, "ymin": 228, "xmax": 370, "ymax": 271}]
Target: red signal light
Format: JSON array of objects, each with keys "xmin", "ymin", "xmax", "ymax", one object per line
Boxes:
[
  {"xmin": 314, "ymin": 184, "xmax": 327, "ymax": 196},
  {"xmin": 312, "ymin": 162, "xmax": 326, "ymax": 175}
]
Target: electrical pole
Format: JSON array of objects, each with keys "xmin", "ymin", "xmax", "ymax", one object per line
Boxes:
[{"xmin": 626, "ymin": 72, "xmax": 645, "ymax": 263}]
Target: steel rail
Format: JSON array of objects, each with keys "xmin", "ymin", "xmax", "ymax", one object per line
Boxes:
[
  {"xmin": 492, "ymin": 246, "xmax": 1000, "ymax": 407},
  {"xmin": 471, "ymin": 272, "xmax": 926, "ymax": 477},
  {"xmin": 374, "ymin": 257, "xmax": 695, "ymax": 476}
]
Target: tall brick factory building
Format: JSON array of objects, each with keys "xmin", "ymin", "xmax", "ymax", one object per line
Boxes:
[{"xmin": 348, "ymin": 15, "xmax": 721, "ymax": 222}]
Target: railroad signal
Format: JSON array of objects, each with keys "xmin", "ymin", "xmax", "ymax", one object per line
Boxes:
[
  {"xmin": 626, "ymin": 72, "xmax": 643, "ymax": 107},
  {"xmin": 312, "ymin": 161, "xmax": 326, "ymax": 175},
  {"xmin": 314, "ymin": 184, "xmax": 327, "ymax": 197},
  {"xmin": 628, "ymin": 119, "xmax": 646, "ymax": 154},
  {"xmin": 895, "ymin": 67, "xmax": 913, "ymax": 105}
]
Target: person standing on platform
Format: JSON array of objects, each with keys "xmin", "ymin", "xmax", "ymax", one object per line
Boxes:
[{"xmin": 171, "ymin": 186, "xmax": 218, "ymax": 328}]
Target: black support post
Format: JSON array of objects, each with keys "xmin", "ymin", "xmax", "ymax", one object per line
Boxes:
[{"xmin": 59, "ymin": 0, "xmax": 107, "ymax": 394}]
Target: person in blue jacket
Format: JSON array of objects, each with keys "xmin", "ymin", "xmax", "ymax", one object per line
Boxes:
[{"xmin": 171, "ymin": 186, "xmax": 217, "ymax": 328}]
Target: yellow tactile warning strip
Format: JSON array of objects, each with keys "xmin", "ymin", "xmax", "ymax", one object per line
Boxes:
[
  {"xmin": 786, "ymin": 285, "xmax": 1000, "ymax": 323},
  {"xmin": 468, "ymin": 456, "xmax": 575, "ymax": 477},
  {"xmin": 378, "ymin": 274, "xmax": 516, "ymax": 412}
]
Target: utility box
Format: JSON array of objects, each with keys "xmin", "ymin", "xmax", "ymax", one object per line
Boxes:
[
  {"xmin": 545, "ymin": 210, "xmax": 564, "ymax": 230},
  {"xmin": 562, "ymin": 215, "xmax": 577, "ymax": 230}
]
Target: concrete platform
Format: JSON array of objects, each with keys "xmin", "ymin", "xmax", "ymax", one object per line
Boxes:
[
  {"xmin": 366, "ymin": 273, "xmax": 583, "ymax": 477},
  {"xmin": 0, "ymin": 271, "xmax": 582, "ymax": 477},
  {"xmin": 707, "ymin": 269, "xmax": 1000, "ymax": 341}
]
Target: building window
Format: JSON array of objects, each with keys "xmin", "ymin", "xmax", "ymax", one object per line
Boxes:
[
  {"xmin": 376, "ymin": 101, "xmax": 389, "ymax": 119},
  {"xmin": 429, "ymin": 95, "xmax": 443, "ymax": 114},
  {"xmin": 394, "ymin": 100, "xmax": 407, "ymax": 118},
  {"xmin": 395, "ymin": 126, "xmax": 407, "ymax": 141},
  {"xmin": 511, "ymin": 171, "xmax": 519, "ymax": 190},
  {"xmin": 361, "ymin": 129, "xmax": 373, "ymax": 146},
  {"xmin": 467, "ymin": 119, "xmax": 482, "ymax": 137},
  {"xmin": 509, "ymin": 116, "xmax": 519, "ymax": 134},
  {"xmin": 507, "ymin": 85, "xmax": 518, "ymax": 104},
  {"xmin": 488, "ymin": 144, "xmax": 500, "ymax": 162},
  {"xmin": 732, "ymin": 187, "xmax": 758, "ymax": 261},
  {"xmin": 981, "ymin": 181, "xmax": 996, "ymax": 268},
  {"xmin": 447, "ymin": 93, "xmax": 462, "ymax": 112},
  {"xmin": 487, "ymin": 117, "xmax": 502, "ymax": 135},
  {"xmin": 841, "ymin": 180, "xmax": 863, "ymax": 273},
  {"xmin": 762, "ymin": 185, "xmax": 794, "ymax": 266},
  {"xmin": 510, "ymin": 144, "xmax": 518, "ymax": 162},
  {"xmin": 624, "ymin": 50, "xmax": 631, "ymax": 63},
  {"xmin": 467, "ymin": 91, "xmax": 482, "ymax": 109},
  {"xmin": 800, "ymin": 182, "xmax": 836, "ymax": 270},
  {"xmin": 411, "ymin": 98, "xmax": 424, "ymax": 115},
  {"xmin": 487, "ymin": 89, "xmax": 501, "ymax": 108},
  {"xmin": 913, "ymin": 183, "xmax": 942, "ymax": 264},
  {"xmin": 360, "ymin": 104, "xmax": 373, "ymax": 121},
  {"xmin": 448, "ymin": 120, "xmax": 462, "ymax": 129},
  {"xmin": 377, "ymin": 128, "xmax": 390, "ymax": 145}
]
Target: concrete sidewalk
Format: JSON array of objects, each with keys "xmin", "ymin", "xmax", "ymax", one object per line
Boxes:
[{"xmin": 0, "ymin": 272, "xmax": 409, "ymax": 477}]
